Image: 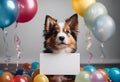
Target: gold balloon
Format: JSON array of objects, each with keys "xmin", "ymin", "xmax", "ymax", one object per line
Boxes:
[
  {"xmin": 0, "ymin": 72, "xmax": 13, "ymax": 82},
  {"xmin": 72, "ymin": 0, "xmax": 80, "ymax": 14},
  {"xmin": 72, "ymin": 0, "xmax": 96, "ymax": 16},
  {"xmin": 33, "ymin": 74, "xmax": 49, "ymax": 82},
  {"xmin": 31, "ymin": 69, "xmax": 40, "ymax": 80}
]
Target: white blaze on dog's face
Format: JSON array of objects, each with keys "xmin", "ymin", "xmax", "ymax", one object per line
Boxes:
[
  {"xmin": 44, "ymin": 14, "xmax": 79, "ymax": 53},
  {"xmin": 57, "ymin": 22, "xmax": 69, "ymax": 47}
]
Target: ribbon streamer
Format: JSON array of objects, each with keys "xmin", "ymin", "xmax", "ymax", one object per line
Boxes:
[
  {"xmin": 87, "ymin": 52, "xmax": 93, "ymax": 65},
  {"xmin": 86, "ymin": 31, "xmax": 92, "ymax": 50},
  {"xmin": 15, "ymin": 22, "xmax": 18, "ymax": 29},
  {"xmin": 14, "ymin": 33, "xmax": 21, "ymax": 70},
  {"xmin": 100, "ymin": 42, "xmax": 105, "ymax": 62},
  {"xmin": 2, "ymin": 29, "xmax": 11, "ymax": 70},
  {"xmin": 14, "ymin": 23, "xmax": 21, "ymax": 70},
  {"xmin": 86, "ymin": 30, "xmax": 93, "ymax": 65}
]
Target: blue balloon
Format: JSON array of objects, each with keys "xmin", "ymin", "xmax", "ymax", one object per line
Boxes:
[
  {"xmin": 109, "ymin": 67, "xmax": 120, "ymax": 82},
  {"xmin": 0, "ymin": 70, "xmax": 3, "ymax": 75},
  {"xmin": 92, "ymin": 15, "xmax": 116, "ymax": 42},
  {"xmin": 15, "ymin": 69, "xmax": 26, "ymax": 75},
  {"xmin": 104, "ymin": 68, "xmax": 110, "ymax": 74},
  {"xmin": 83, "ymin": 65, "xmax": 96, "ymax": 72},
  {"xmin": 27, "ymin": 69, "xmax": 34, "ymax": 76},
  {"xmin": 0, "ymin": 0, "xmax": 19, "ymax": 28},
  {"xmin": 31, "ymin": 62, "xmax": 39, "ymax": 70}
]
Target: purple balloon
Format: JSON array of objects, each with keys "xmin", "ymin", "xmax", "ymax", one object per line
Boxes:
[{"xmin": 91, "ymin": 71, "xmax": 106, "ymax": 82}]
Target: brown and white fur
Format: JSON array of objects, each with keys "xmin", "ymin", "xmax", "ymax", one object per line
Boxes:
[{"xmin": 43, "ymin": 14, "xmax": 79, "ymax": 53}]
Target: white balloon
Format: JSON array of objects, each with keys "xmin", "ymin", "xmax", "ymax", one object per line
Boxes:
[
  {"xmin": 84, "ymin": 2, "xmax": 108, "ymax": 30},
  {"xmin": 92, "ymin": 15, "xmax": 116, "ymax": 42}
]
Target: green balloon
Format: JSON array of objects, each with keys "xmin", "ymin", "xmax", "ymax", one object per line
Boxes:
[
  {"xmin": 84, "ymin": 2, "xmax": 108, "ymax": 30},
  {"xmin": 75, "ymin": 71, "xmax": 91, "ymax": 82}
]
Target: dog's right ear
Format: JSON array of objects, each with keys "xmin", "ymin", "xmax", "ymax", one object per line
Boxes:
[{"xmin": 44, "ymin": 15, "xmax": 57, "ymax": 32}]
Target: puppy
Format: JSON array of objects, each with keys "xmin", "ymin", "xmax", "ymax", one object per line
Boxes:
[
  {"xmin": 43, "ymin": 14, "xmax": 79, "ymax": 82},
  {"xmin": 43, "ymin": 14, "xmax": 79, "ymax": 53}
]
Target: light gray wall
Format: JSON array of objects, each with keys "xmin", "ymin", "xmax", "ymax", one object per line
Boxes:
[{"xmin": 0, "ymin": 0, "xmax": 120, "ymax": 64}]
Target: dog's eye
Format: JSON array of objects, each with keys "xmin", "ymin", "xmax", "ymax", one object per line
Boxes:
[
  {"xmin": 54, "ymin": 31, "xmax": 58, "ymax": 34},
  {"xmin": 66, "ymin": 30, "xmax": 70, "ymax": 34}
]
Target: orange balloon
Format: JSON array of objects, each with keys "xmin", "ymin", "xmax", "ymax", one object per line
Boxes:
[
  {"xmin": 0, "ymin": 75, "xmax": 2, "ymax": 81},
  {"xmin": 33, "ymin": 74, "xmax": 49, "ymax": 82},
  {"xmin": 22, "ymin": 74, "xmax": 32, "ymax": 82},
  {"xmin": 0, "ymin": 72, "xmax": 13, "ymax": 82},
  {"xmin": 31, "ymin": 69, "xmax": 40, "ymax": 80},
  {"xmin": 80, "ymin": 67, "xmax": 84, "ymax": 71},
  {"xmin": 98, "ymin": 69, "xmax": 109, "ymax": 82},
  {"xmin": 22, "ymin": 63, "xmax": 32, "ymax": 71}
]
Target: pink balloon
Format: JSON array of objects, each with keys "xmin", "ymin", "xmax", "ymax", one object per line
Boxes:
[
  {"xmin": 91, "ymin": 71, "xmax": 106, "ymax": 82},
  {"xmin": 17, "ymin": 0, "xmax": 38, "ymax": 23},
  {"xmin": 11, "ymin": 75, "xmax": 28, "ymax": 82}
]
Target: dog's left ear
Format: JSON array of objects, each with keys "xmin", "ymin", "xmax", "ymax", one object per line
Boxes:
[{"xmin": 66, "ymin": 14, "xmax": 79, "ymax": 34}]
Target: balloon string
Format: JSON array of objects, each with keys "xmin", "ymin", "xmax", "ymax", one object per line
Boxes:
[
  {"xmin": 2, "ymin": 29, "xmax": 11, "ymax": 70},
  {"xmin": 86, "ymin": 30, "xmax": 93, "ymax": 65},
  {"xmin": 88, "ymin": 52, "xmax": 93, "ymax": 65},
  {"xmin": 14, "ymin": 23, "xmax": 21, "ymax": 70},
  {"xmin": 86, "ymin": 31, "xmax": 92, "ymax": 50},
  {"xmin": 15, "ymin": 22, "xmax": 18, "ymax": 29},
  {"xmin": 14, "ymin": 33, "xmax": 21, "ymax": 70},
  {"xmin": 100, "ymin": 42, "xmax": 105, "ymax": 62}
]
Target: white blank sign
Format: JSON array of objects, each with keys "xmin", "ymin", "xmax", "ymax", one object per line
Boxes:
[{"xmin": 40, "ymin": 53, "xmax": 80, "ymax": 75}]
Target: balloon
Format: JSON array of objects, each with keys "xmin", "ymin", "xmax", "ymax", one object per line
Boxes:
[
  {"xmin": 84, "ymin": 2, "xmax": 108, "ymax": 30},
  {"xmin": 92, "ymin": 15, "xmax": 116, "ymax": 42},
  {"xmin": 80, "ymin": 67, "xmax": 84, "ymax": 71},
  {"xmin": 0, "ymin": 76, "xmax": 1, "ymax": 81},
  {"xmin": 108, "ymin": 79, "xmax": 112, "ymax": 82},
  {"xmin": 0, "ymin": 70, "xmax": 3, "ymax": 75},
  {"xmin": 22, "ymin": 63, "xmax": 32, "ymax": 71},
  {"xmin": 104, "ymin": 68, "xmax": 110, "ymax": 74},
  {"xmin": 27, "ymin": 70, "xmax": 34, "ymax": 76},
  {"xmin": 31, "ymin": 69, "xmax": 40, "ymax": 80},
  {"xmin": 11, "ymin": 75, "xmax": 28, "ymax": 82},
  {"xmin": 17, "ymin": 0, "xmax": 38, "ymax": 23},
  {"xmin": 33, "ymin": 74, "xmax": 49, "ymax": 82},
  {"xmin": 31, "ymin": 62, "xmax": 40, "ymax": 70},
  {"xmin": 27, "ymin": 69, "xmax": 34, "ymax": 76},
  {"xmin": 98, "ymin": 69, "xmax": 109, "ymax": 82},
  {"xmin": 109, "ymin": 67, "xmax": 120, "ymax": 82},
  {"xmin": 91, "ymin": 71, "xmax": 106, "ymax": 82},
  {"xmin": 0, "ymin": 72, "xmax": 13, "ymax": 82},
  {"xmin": 0, "ymin": 0, "xmax": 19, "ymax": 28},
  {"xmin": 15, "ymin": 69, "xmax": 26, "ymax": 75},
  {"xmin": 83, "ymin": 65, "xmax": 96, "ymax": 72},
  {"xmin": 72, "ymin": 0, "xmax": 96, "ymax": 16},
  {"xmin": 22, "ymin": 74, "xmax": 32, "ymax": 82},
  {"xmin": 75, "ymin": 71, "xmax": 91, "ymax": 82}
]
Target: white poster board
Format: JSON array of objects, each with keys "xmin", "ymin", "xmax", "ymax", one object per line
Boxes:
[{"xmin": 40, "ymin": 53, "xmax": 80, "ymax": 75}]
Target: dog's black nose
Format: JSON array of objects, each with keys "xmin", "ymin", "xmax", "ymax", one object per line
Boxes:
[{"xmin": 59, "ymin": 36, "xmax": 65, "ymax": 41}]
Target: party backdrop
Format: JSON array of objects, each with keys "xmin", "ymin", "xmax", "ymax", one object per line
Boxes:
[{"xmin": 0, "ymin": 0, "xmax": 120, "ymax": 64}]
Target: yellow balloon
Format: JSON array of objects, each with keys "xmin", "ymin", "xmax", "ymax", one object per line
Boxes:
[
  {"xmin": 33, "ymin": 74, "xmax": 49, "ymax": 82},
  {"xmin": 72, "ymin": 0, "xmax": 96, "ymax": 16},
  {"xmin": 72, "ymin": 0, "xmax": 80, "ymax": 14}
]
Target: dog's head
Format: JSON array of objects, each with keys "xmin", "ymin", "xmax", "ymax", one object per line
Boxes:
[{"xmin": 43, "ymin": 14, "xmax": 79, "ymax": 53}]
